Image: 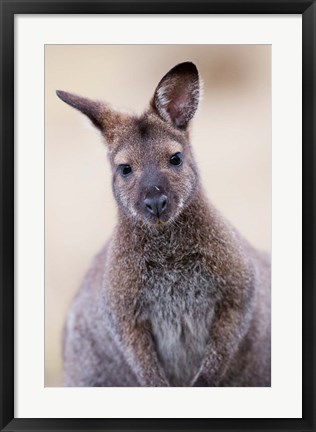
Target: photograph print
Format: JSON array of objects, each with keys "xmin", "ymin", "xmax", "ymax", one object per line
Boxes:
[{"xmin": 45, "ymin": 44, "xmax": 271, "ymax": 387}]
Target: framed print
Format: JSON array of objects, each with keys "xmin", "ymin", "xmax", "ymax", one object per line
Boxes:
[{"xmin": 0, "ymin": 1, "xmax": 315, "ymax": 431}]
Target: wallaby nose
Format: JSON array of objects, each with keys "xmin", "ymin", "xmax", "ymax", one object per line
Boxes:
[{"xmin": 144, "ymin": 194, "xmax": 168, "ymax": 218}]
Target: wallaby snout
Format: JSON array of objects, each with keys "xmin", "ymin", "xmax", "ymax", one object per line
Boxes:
[
  {"xmin": 144, "ymin": 193, "xmax": 168, "ymax": 219},
  {"xmin": 138, "ymin": 166, "xmax": 172, "ymax": 223}
]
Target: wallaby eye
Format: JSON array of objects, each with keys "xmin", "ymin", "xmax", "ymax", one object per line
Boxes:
[
  {"xmin": 119, "ymin": 164, "xmax": 132, "ymax": 177},
  {"xmin": 169, "ymin": 152, "xmax": 183, "ymax": 166}
]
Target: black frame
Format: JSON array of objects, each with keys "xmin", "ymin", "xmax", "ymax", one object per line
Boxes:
[{"xmin": 0, "ymin": 0, "xmax": 315, "ymax": 431}]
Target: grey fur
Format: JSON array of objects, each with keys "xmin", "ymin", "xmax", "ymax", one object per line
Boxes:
[{"xmin": 58, "ymin": 61, "xmax": 271, "ymax": 387}]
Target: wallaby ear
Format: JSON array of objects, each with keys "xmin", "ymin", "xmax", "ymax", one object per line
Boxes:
[
  {"xmin": 56, "ymin": 90, "xmax": 104, "ymax": 130},
  {"xmin": 151, "ymin": 62, "xmax": 200, "ymax": 129},
  {"xmin": 56, "ymin": 90, "xmax": 129, "ymax": 145}
]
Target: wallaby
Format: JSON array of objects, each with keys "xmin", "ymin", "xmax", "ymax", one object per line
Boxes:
[{"xmin": 56, "ymin": 62, "xmax": 271, "ymax": 387}]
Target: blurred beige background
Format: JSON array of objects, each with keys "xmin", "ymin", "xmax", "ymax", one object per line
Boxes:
[{"xmin": 45, "ymin": 45, "xmax": 271, "ymax": 386}]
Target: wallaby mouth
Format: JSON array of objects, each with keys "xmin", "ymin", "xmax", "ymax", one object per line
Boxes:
[
  {"xmin": 142, "ymin": 199, "xmax": 173, "ymax": 225},
  {"xmin": 143, "ymin": 192, "xmax": 168, "ymax": 220}
]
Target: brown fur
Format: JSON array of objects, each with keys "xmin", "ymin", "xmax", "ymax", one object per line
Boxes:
[{"xmin": 57, "ymin": 62, "xmax": 270, "ymax": 387}]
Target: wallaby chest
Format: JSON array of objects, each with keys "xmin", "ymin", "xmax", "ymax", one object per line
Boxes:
[{"xmin": 139, "ymin": 251, "xmax": 216, "ymax": 386}]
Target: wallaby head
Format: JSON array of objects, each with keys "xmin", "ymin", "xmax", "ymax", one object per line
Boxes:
[{"xmin": 56, "ymin": 62, "xmax": 201, "ymax": 226}]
